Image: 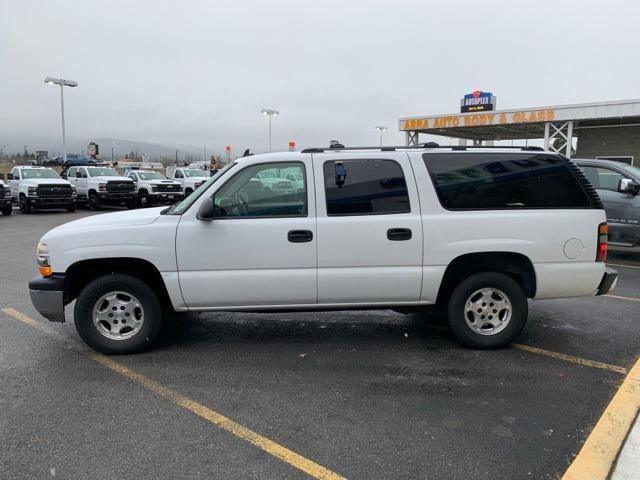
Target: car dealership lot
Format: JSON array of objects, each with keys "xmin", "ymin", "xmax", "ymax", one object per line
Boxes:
[{"xmin": 1, "ymin": 209, "xmax": 639, "ymax": 479}]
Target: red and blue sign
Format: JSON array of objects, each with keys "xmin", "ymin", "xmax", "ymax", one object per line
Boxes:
[{"xmin": 461, "ymin": 90, "xmax": 495, "ymax": 113}]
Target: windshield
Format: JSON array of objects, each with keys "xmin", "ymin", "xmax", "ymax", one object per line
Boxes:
[
  {"xmin": 20, "ymin": 169, "xmax": 60, "ymax": 179},
  {"xmin": 138, "ymin": 171, "xmax": 166, "ymax": 180},
  {"xmin": 88, "ymin": 167, "xmax": 119, "ymax": 177},
  {"xmin": 183, "ymin": 169, "xmax": 209, "ymax": 178},
  {"xmin": 164, "ymin": 163, "xmax": 236, "ymax": 215}
]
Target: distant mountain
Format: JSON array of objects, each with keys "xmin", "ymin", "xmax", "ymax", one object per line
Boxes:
[{"xmin": 0, "ymin": 135, "xmax": 209, "ymax": 162}]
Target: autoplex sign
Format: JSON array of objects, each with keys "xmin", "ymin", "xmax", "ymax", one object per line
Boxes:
[
  {"xmin": 401, "ymin": 109, "xmax": 556, "ymax": 131},
  {"xmin": 460, "ymin": 90, "xmax": 495, "ymax": 113}
]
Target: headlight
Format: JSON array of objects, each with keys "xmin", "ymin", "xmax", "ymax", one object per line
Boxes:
[
  {"xmin": 3, "ymin": 189, "xmax": 9, "ymax": 198},
  {"xmin": 28, "ymin": 186, "xmax": 38, "ymax": 196},
  {"xmin": 36, "ymin": 242, "xmax": 50, "ymax": 266},
  {"xmin": 151, "ymin": 186, "xmax": 159, "ymax": 192},
  {"xmin": 71, "ymin": 186, "xmax": 77, "ymax": 195},
  {"xmin": 98, "ymin": 183, "xmax": 107, "ymax": 192}
]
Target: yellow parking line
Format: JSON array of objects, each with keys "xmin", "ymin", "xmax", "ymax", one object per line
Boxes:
[
  {"xmin": 604, "ymin": 294, "xmax": 640, "ymax": 303},
  {"xmin": 512, "ymin": 344, "xmax": 628, "ymax": 375},
  {"xmin": 1, "ymin": 307, "xmax": 346, "ymax": 480},
  {"xmin": 562, "ymin": 355, "xmax": 640, "ymax": 480}
]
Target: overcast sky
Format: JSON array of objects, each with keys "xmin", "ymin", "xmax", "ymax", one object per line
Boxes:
[{"xmin": 1, "ymin": 0, "xmax": 639, "ymax": 154}]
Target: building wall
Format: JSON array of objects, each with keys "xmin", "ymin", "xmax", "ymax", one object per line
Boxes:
[{"xmin": 575, "ymin": 125, "xmax": 640, "ymax": 165}]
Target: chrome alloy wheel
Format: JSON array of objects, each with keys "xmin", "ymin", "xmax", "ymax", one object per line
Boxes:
[
  {"xmin": 92, "ymin": 291, "xmax": 145, "ymax": 340},
  {"xmin": 463, "ymin": 287, "xmax": 512, "ymax": 335}
]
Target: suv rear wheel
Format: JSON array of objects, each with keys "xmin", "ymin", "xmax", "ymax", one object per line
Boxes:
[
  {"xmin": 1, "ymin": 204, "xmax": 12, "ymax": 215},
  {"xmin": 446, "ymin": 272, "xmax": 527, "ymax": 349},
  {"xmin": 74, "ymin": 274, "xmax": 163, "ymax": 354}
]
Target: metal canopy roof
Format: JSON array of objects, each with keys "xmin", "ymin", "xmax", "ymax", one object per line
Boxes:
[{"xmin": 399, "ymin": 99, "xmax": 640, "ymax": 141}]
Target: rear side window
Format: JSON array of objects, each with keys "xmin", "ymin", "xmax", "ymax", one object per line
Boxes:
[
  {"xmin": 323, "ymin": 159, "xmax": 410, "ymax": 215},
  {"xmin": 423, "ymin": 153, "xmax": 592, "ymax": 210}
]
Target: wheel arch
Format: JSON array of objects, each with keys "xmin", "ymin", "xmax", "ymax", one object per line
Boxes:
[
  {"xmin": 64, "ymin": 257, "xmax": 174, "ymax": 311},
  {"xmin": 436, "ymin": 252, "xmax": 536, "ymax": 305}
]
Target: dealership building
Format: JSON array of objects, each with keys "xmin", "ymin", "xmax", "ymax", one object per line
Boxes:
[{"xmin": 399, "ymin": 97, "xmax": 640, "ymax": 165}]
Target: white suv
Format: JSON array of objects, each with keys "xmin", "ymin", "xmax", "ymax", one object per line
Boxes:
[{"xmin": 28, "ymin": 146, "xmax": 617, "ymax": 354}]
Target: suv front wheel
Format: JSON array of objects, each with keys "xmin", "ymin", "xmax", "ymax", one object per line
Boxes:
[
  {"xmin": 74, "ymin": 274, "xmax": 163, "ymax": 354},
  {"xmin": 447, "ymin": 272, "xmax": 527, "ymax": 349}
]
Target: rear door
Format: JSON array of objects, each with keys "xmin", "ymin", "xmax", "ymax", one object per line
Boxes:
[{"xmin": 313, "ymin": 153, "xmax": 423, "ymax": 304}]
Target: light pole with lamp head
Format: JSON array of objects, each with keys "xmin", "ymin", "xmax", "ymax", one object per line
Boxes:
[
  {"xmin": 260, "ymin": 108, "xmax": 279, "ymax": 152},
  {"xmin": 375, "ymin": 126, "xmax": 388, "ymax": 146},
  {"xmin": 44, "ymin": 77, "xmax": 78, "ymax": 164}
]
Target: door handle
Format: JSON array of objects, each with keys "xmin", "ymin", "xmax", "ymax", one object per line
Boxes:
[
  {"xmin": 288, "ymin": 230, "xmax": 313, "ymax": 243},
  {"xmin": 387, "ymin": 228, "xmax": 412, "ymax": 241}
]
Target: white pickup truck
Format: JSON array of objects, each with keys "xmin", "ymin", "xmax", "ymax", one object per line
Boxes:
[
  {"xmin": 9, "ymin": 166, "xmax": 77, "ymax": 213},
  {"xmin": 29, "ymin": 146, "xmax": 617, "ymax": 354},
  {"xmin": 66, "ymin": 166, "xmax": 136, "ymax": 210},
  {"xmin": 125, "ymin": 170, "xmax": 183, "ymax": 207},
  {"xmin": 169, "ymin": 167, "xmax": 209, "ymax": 197}
]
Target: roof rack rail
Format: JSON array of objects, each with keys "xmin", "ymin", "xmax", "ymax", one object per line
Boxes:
[{"xmin": 300, "ymin": 144, "xmax": 545, "ymax": 153}]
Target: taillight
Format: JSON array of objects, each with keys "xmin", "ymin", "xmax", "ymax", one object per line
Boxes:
[{"xmin": 596, "ymin": 223, "xmax": 608, "ymax": 262}]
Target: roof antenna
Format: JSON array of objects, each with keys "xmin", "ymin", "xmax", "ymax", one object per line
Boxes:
[{"xmin": 242, "ymin": 148, "xmax": 252, "ymax": 157}]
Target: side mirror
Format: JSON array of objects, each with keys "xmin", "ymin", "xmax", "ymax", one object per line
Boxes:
[
  {"xmin": 197, "ymin": 197, "xmax": 215, "ymax": 220},
  {"xmin": 618, "ymin": 178, "xmax": 640, "ymax": 195}
]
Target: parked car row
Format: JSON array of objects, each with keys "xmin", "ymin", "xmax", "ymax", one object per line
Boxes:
[{"xmin": 2, "ymin": 166, "xmax": 205, "ymax": 214}]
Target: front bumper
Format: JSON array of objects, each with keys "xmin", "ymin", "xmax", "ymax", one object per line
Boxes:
[
  {"xmin": 149, "ymin": 192, "xmax": 184, "ymax": 204},
  {"xmin": 98, "ymin": 192, "xmax": 136, "ymax": 204},
  {"xmin": 596, "ymin": 267, "xmax": 618, "ymax": 295},
  {"xmin": 28, "ymin": 274, "xmax": 66, "ymax": 322},
  {"xmin": 28, "ymin": 196, "xmax": 76, "ymax": 208}
]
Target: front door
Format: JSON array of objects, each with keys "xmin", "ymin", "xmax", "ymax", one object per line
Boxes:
[
  {"xmin": 313, "ymin": 153, "xmax": 423, "ymax": 304},
  {"xmin": 175, "ymin": 157, "xmax": 317, "ymax": 309}
]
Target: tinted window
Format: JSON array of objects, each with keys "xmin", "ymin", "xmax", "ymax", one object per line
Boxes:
[
  {"xmin": 323, "ymin": 159, "xmax": 410, "ymax": 215},
  {"xmin": 423, "ymin": 153, "xmax": 591, "ymax": 209},
  {"xmin": 213, "ymin": 162, "xmax": 306, "ymax": 218}
]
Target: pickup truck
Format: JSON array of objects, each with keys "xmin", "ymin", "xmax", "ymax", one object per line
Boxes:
[
  {"xmin": 169, "ymin": 167, "xmax": 209, "ymax": 197},
  {"xmin": 66, "ymin": 166, "xmax": 136, "ymax": 210},
  {"xmin": 29, "ymin": 146, "xmax": 617, "ymax": 354},
  {"xmin": 0, "ymin": 179, "xmax": 12, "ymax": 215},
  {"xmin": 9, "ymin": 166, "xmax": 77, "ymax": 213},
  {"xmin": 126, "ymin": 170, "xmax": 183, "ymax": 207}
]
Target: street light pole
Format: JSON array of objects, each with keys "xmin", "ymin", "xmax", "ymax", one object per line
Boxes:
[
  {"xmin": 175, "ymin": 149, "xmax": 179, "ymax": 165},
  {"xmin": 375, "ymin": 126, "xmax": 388, "ymax": 147},
  {"xmin": 44, "ymin": 77, "xmax": 78, "ymax": 164},
  {"xmin": 260, "ymin": 108, "xmax": 279, "ymax": 152}
]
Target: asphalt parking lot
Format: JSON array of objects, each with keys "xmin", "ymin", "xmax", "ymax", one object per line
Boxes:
[{"xmin": 1, "ymin": 208, "xmax": 639, "ymax": 480}]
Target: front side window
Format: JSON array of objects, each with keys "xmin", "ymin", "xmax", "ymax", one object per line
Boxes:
[
  {"xmin": 21, "ymin": 169, "xmax": 60, "ymax": 179},
  {"xmin": 183, "ymin": 169, "xmax": 209, "ymax": 178},
  {"xmin": 424, "ymin": 153, "xmax": 591, "ymax": 209},
  {"xmin": 213, "ymin": 162, "xmax": 306, "ymax": 218},
  {"xmin": 175, "ymin": 170, "xmax": 184, "ymax": 179},
  {"xmin": 582, "ymin": 166, "xmax": 627, "ymax": 191},
  {"xmin": 67, "ymin": 167, "xmax": 76, "ymax": 178},
  {"xmin": 323, "ymin": 159, "xmax": 410, "ymax": 216}
]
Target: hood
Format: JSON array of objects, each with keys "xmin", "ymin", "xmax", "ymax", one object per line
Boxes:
[
  {"xmin": 150, "ymin": 179, "xmax": 181, "ymax": 186},
  {"xmin": 46, "ymin": 207, "xmax": 165, "ymax": 235},
  {"xmin": 22, "ymin": 178, "xmax": 71, "ymax": 186},
  {"xmin": 91, "ymin": 176, "xmax": 133, "ymax": 182}
]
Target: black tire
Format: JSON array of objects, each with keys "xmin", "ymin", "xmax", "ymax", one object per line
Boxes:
[
  {"xmin": 138, "ymin": 191, "xmax": 149, "ymax": 208},
  {"xmin": 1, "ymin": 204, "xmax": 12, "ymax": 216},
  {"xmin": 88, "ymin": 192, "xmax": 101, "ymax": 211},
  {"xmin": 184, "ymin": 188, "xmax": 193, "ymax": 197},
  {"xmin": 74, "ymin": 274, "xmax": 163, "ymax": 354},
  {"xmin": 66, "ymin": 202, "xmax": 77, "ymax": 213},
  {"xmin": 126, "ymin": 198, "xmax": 136, "ymax": 210},
  {"xmin": 446, "ymin": 272, "xmax": 527, "ymax": 349},
  {"xmin": 19, "ymin": 195, "xmax": 31, "ymax": 214}
]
